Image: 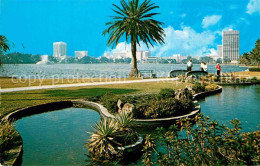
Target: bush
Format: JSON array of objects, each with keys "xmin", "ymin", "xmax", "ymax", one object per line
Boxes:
[
  {"xmin": 0, "ymin": 120, "xmax": 19, "ymax": 163},
  {"xmin": 143, "ymin": 114, "xmax": 260, "ymax": 165},
  {"xmin": 157, "ymin": 88, "xmax": 175, "ymax": 99},
  {"xmin": 100, "ymin": 92, "xmax": 119, "ymax": 113},
  {"xmin": 192, "ymin": 83, "xmax": 205, "ymax": 93},
  {"xmin": 205, "ymin": 84, "xmax": 218, "ymax": 91},
  {"xmin": 249, "ymin": 68, "xmax": 260, "ymax": 71},
  {"xmin": 134, "ymin": 98, "xmax": 193, "ymax": 119}
]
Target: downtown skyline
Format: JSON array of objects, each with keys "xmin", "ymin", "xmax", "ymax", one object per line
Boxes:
[{"xmin": 0, "ymin": 0, "xmax": 260, "ymax": 57}]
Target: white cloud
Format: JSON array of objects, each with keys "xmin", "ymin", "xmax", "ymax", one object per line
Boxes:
[
  {"xmin": 106, "ymin": 25, "xmax": 222, "ymax": 57},
  {"xmin": 180, "ymin": 13, "xmax": 186, "ymax": 18},
  {"xmin": 202, "ymin": 15, "xmax": 222, "ymax": 28},
  {"xmin": 246, "ymin": 0, "xmax": 260, "ymax": 14},
  {"xmin": 151, "ymin": 25, "xmax": 219, "ymax": 57}
]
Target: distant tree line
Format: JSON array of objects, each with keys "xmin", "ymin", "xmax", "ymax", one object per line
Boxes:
[{"xmin": 240, "ymin": 39, "xmax": 260, "ymax": 66}]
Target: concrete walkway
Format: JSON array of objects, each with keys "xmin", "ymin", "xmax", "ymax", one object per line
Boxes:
[{"xmin": 0, "ymin": 78, "xmax": 178, "ymax": 93}]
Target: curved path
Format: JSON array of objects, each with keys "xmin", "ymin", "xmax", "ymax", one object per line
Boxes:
[{"xmin": 0, "ymin": 78, "xmax": 178, "ymax": 93}]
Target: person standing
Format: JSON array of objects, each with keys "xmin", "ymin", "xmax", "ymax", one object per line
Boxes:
[
  {"xmin": 203, "ymin": 62, "xmax": 207, "ymax": 72},
  {"xmin": 200, "ymin": 61, "xmax": 205, "ymax": 71},
  {"xmin": 216, "ymin": 63, "xmax": 221, "ymax": 76},
  {"xmin": 187, "ymin": 59, "xmax": 193, "ymax": 71}
]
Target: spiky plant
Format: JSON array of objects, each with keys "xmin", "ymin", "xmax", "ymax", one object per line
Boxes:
[
  {"xmin": 103, "ymin": 0, "xmax": 165, "ymax": 77},
  {"xmin": 86, "ymin": 119, "xmax": 121, "ymax": 160},
  {"xmin": 114, "ymin": 111, "xmax": 134, "ymax": 129}
]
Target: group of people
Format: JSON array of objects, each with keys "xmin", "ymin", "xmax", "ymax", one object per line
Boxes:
[{"xmin": 186, "ymin": 59, "xmax": 222, "ymax": 76}]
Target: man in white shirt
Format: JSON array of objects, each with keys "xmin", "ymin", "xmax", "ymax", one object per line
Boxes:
[
  {"xmin": 200, "ymin": 61, "xmax": 207, "ymax": 72},
  {"xmin": 187, "ymin": 59, "xmax": 193, "ymax": 71}
]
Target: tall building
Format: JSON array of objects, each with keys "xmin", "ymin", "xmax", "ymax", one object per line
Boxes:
[
  {"xmin": 53, "ymin": 42, "xmax": 67, "ymax": 58},
  {"xmin": 217, "ymin": 45, "xmax": 222, "ymax": 58},
  {"xmin": 136, "ymin": 51, "xmax": 150, "ymax": 61},
  {"xmin": 75, "ymin": 51, "xmax": 88, "ymax": 59},
  {"xmin": 222, "ymin": 29, "xmax": 239, "ymax": 62}
]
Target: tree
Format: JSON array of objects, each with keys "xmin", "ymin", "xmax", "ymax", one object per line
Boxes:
[
  {"xmin": 216, "ymin": 58, "xmax": 222, "ymax": 64},
  {"xmin": 239, "ymin": 53, "xmax": 250, "ymax": 65},
  {"xmin": 251, "ymin": 39, "xmax": 260, "ymax": 66},
  {"xmin": 0, "ymin": 35, "xmax": 10, "ymax": 65},
  {"xmin": 103, "ymin": 0, "xmax": 165, "ymax": 77},
  {"xmin": 223, "ymin": 56, "xmax": 231, "ymax": 64}
]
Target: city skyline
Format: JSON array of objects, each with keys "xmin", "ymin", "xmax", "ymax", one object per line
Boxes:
[{"xmin": 1, "ymin": 0, "xmax": 260, "ymax": 57}]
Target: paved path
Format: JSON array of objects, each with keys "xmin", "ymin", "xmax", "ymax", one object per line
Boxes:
[{"xmin": 0, "ymin": 78, "xmax": 178, "ymax": 93}]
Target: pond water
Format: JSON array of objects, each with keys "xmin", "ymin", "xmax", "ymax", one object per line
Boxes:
[
  {"xmin": 14, "ymin": 85, "xmax": 259, "ymax": 165},
  {"xmin": 199, "ymin": 85, "xmax": 260, "ymax": 133},
  {"xmin": 1, "ymin": 64, "xmax": 247, "ymax": 78},
  {"xmin": 14, "ymin": 107, "xmax": 100, "ymax": 165}
]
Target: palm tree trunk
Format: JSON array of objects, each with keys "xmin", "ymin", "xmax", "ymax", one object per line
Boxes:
[{"xmin": 129, "ymin": 38, "xmax": 138, "ymax": 77}]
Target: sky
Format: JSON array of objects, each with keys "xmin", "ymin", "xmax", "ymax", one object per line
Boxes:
[{"xmin": 0, "ymin": 0, "xmax": 260, "ymax": 57}]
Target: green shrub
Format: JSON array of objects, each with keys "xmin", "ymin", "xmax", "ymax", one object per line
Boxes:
[
  {"xmin": 143, "ymin": 114, "xmax": 260, "ymax": 165},
  {"xmin": 249, "ymin": 68, "xmax": 260, "ymax": 71},
  {"xmin": 100, "ymin": 92, "xmax": 119, "ymax": 113},
  {"xmin": 192, "ymin": 83, "xmax": 206, "ymax": 93},
  {"xmin": 134, "ymin": 98, "xmax": 193, "ymax": 119},
  {"xmin": 0, "ymin": 120, "xmax": 19, "ymax": 163},
  {"xmin": 157, "ymin": 88, "xmax": 175, "ymax": 99},
  {"xmin": 248, "ymin": 77, "xmax": 258, "ymax": 82}
]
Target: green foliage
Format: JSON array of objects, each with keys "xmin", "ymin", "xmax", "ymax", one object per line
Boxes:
[
  {"xmin": 100, "ymin": 88, "xmax": 193, "ymax": 119},
  {"xmin": 249, "ymin": 67, "xmax": 260, "ymax": 71},
  {"xmin": 142, "ymin": 114, "xmax": 260, "ymax": 165},
  {"xmin": 1, "ymin": 52, "xmax": 41, "ymax": 64},
  {"xmin": 100, "ymin": 92, "xmax": 120, "ymax": 113},
  {"xmin": 192, "ymin": 82, "xmax": 206, "ymax": 93},
  {"xmin": 157, "ymin": 88, "xmax": 175, "ymax": 100},
  {"xmin": 0, "ymin": 120, "xmax": 19, "ymax": 163},
  {"xmin": 240, "ymin": 38, "xmax": 260, "ymax": 66}
]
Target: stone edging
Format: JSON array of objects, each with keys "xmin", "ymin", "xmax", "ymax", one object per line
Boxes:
[
  {"xmin": 117, "ymin": 135, "xmax": 143, "ymax": 152},
  {"xmin": 193, "ymin": 86, "xmax": 222, "ymax": 100},
  {"xmin": 133, "ymin": 102, "xmax": 201, "ymax": 126}
]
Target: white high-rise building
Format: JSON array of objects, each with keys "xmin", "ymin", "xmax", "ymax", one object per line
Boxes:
[
  {"xmin": 113, "ymin": 50, "xmax": 150, "ymax": 61},
  {"xmin": 136, "ymin": 51, "xmax": 150, "ymax": 61},
  {"xmin": 222, "ymin": 29, "xmax": 239, "ymax": 62},
  {"xmin": 217, "ymin": 45, "xmax": 222, "ymax": 58},
  {"xmin": 172, "ymin": 54, "xmax": 181, "ymax": 62},
  {"xmin": 75, "ymin": 51, "xmax": 88, "ymax": 59},
  {"xmin": 53, "ymin": 42, "xmax": 67, "ymax": 58}
]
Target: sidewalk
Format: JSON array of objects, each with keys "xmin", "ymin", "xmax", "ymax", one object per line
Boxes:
[{"xmin": 0, "ymin": 78, "xmax": 178, "ymax": 93}]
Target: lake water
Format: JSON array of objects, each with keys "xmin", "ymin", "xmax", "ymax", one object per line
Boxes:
[
  {"xmin": 1, "ymin": 64, "xmax": 247, "ymax": 78},
  {"xmin": 14, "ymin": 85, "xmax": 259, "ymax": 165}
]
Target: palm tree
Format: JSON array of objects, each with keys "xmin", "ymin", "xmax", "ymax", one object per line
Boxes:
[
  {"xmin": 0, "ymin": 35, "xmax": 10, "ymax": 65},
  {"xmin": 103, "ymin": 0, "xmax": 165, "ymax": 77}
]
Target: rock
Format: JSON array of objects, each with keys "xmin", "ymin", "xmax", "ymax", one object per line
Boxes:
[
  {"xmin": 175, "ymin": 88, "xmax": 193, "ymax": 100},
  {"xmin": 119, "ymin": 103, "xmax": 134, "ymax": 114},
  {"xmin": 117, "ymin": 99, "xmax": 123, "ymax": 110}
]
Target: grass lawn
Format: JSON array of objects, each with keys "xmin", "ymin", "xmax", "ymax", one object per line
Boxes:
[
  {"xmin": 0, "ymin": 80, "xmax": 189, "ymax": 118},
  {"xmin": 0, "ymin": 77, "xmax": 141, "ymax": 89}
]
